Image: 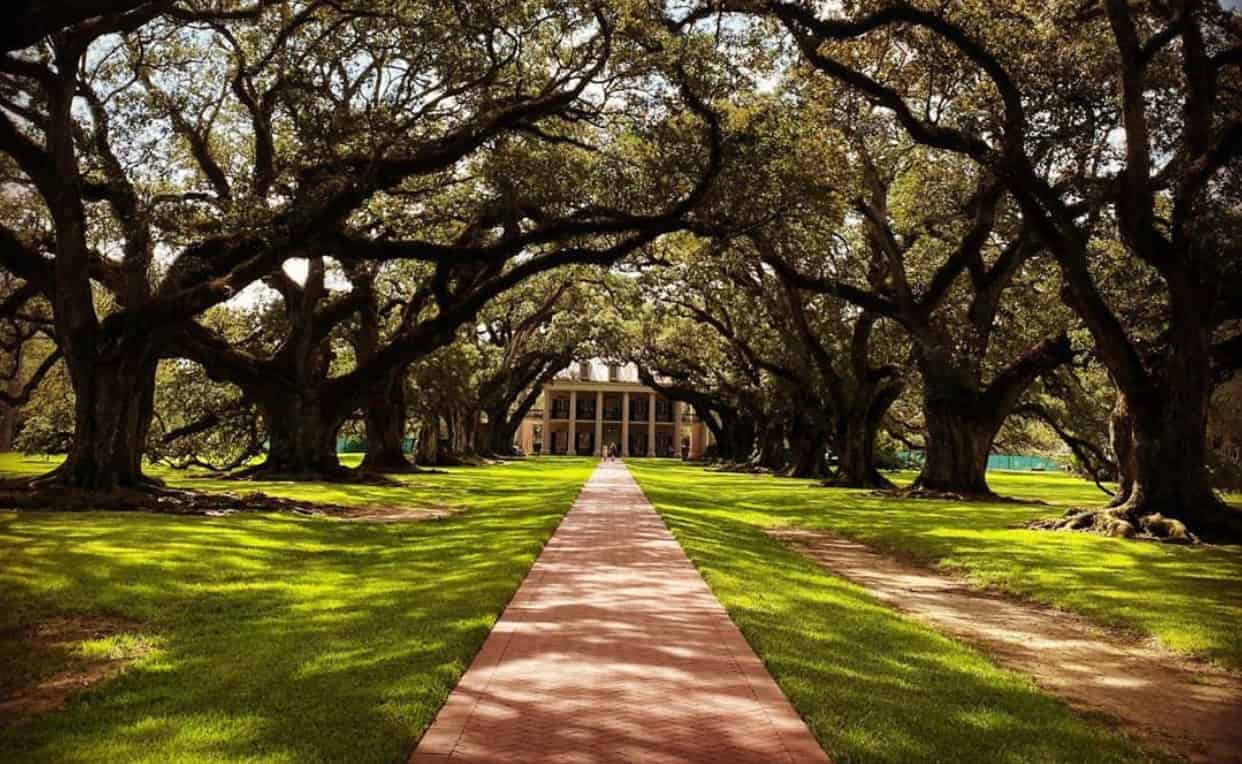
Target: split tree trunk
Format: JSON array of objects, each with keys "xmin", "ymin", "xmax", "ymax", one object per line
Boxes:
[
  {"xmin": 445, "ymin": 407, "xmax": 480, "ymax": 460},
  {"xmin": 909, "ymin": 334, "xmax": 1070, "ymax": 497},
  {"xmin": 51, "ymin": 340, "xmax": 158, "ymax": 490}
]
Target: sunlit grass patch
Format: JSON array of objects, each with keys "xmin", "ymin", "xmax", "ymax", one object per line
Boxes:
[
  {"xmin": 627, "ymin": 459, "xmax": 1210, "ymax": 763},
  {"xmin": 630, "ymin": 460, "xmax": 1242, "ymax": 671},
  {"xmin": 0, "ymin": 455, "xmax": 595, "ymax": 762}
]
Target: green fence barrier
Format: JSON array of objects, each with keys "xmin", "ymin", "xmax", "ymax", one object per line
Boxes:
[
  {"xmin": 895, "ymin": 451, "xmax": 1061, "ymax": 472},
  {"xmin": 334, "ymin": 437, "xmax": 416, "ymax": 454}
]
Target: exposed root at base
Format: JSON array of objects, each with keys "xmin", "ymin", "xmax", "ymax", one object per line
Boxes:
[
  {"xmin": 432, "ymin": 454, "xmax": 505, "ymax": 467},
  {"xmin": 357, "ymin": 462, "xmax": 447, "ymax": 476},
  {"xmin": 870, "ymin": 487, "xmax": 990, "ymax": 502},
  {"xmin": 1029, "ymin": 507, "xmax": 1199, "ymax": 543},
  {"xmin": 211, "ymin": 465, "xmax": 400, "ymax": 486},
  {"xmin": 706, "ymin": 462, "xmax": 773, "ymax": 474},
  {"xmin": 0, "ymin": 482, "xmax": 355, "ymax": 517},
  {"xmin": 819, "ymin": 475, "xmax": 895, "ymax": 490}
]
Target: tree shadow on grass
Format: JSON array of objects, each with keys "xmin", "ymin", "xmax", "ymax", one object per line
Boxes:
[
  {"xmin": 0, "ymin": 459, "xmax": 595, "ymax": 763},
  {"xmin": 630, "ymin": 461, "xmax": 1242, "ymax": 673},
  {"xmin": 654, "ymin": 513, "xmax": 1154, "ymax": 763}
]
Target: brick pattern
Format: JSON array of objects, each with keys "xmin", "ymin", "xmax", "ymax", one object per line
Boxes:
[{"xmin": 410, "ymin": 461, "xmax": 830, "ymax": 764}]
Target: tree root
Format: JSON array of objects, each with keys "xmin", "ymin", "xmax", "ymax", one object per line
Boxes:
[
  {"xmin": 819, "ymin": 474, "xmax": 895, "ymax": 490},
  {"xmin": 357, "ymin": 461, "xmax": 446, "ymax": 475},
  {"xmin": 873, "ymin": 486, "xmax": 997, "ymax": 502},
  {"xmin": 210, "ymin": 464, "xmax": 400, "ymax": 486},
  {"xmin": 1029, "ymin": 507, "xmax": 1198, "ymax": 543},
  {"xmin": 707, "ymin": 461, "xmax": 772, "ymax": 474},
  {"xmin": 0, "ymin": 482, "xmax": 355, "ymax": 517},
  {"xmin": 868, "ymin": 486, "xmax": 1046, "ymax": 505}
]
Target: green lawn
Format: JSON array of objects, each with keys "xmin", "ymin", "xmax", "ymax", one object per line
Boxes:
[
  {"xmin": 0, "ymin": 454, "xmax": 595, "ymax": 763},
  {"xmin": 625, "ymin": 459, "xmax": 1237, "ymax": 763}
]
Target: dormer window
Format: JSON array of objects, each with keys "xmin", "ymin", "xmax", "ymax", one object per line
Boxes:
[
  {"xmin": 608, "ymin": 364, "xmax": 620, "ymax": 382},
  {"xmin": 578, "ymin": 361, "xmax": 591, "ymax": 380}
]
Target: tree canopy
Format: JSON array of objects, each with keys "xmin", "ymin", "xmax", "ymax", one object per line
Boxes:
[{"xmin": 1, "ymin": 0, "xmax": 1239, "ymax": 540}]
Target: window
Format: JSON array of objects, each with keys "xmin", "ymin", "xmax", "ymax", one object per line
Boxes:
[
  {"xmin": 576, "ymin": 397, "xmax": 596, "ymax": 419},
  {"xmin": 656, "ymin": 398, "xmax": 672, "ymax": 421},
  {"xmin": 578, "ymin": 361, "xmax": 591, "ymax": 380},
  {"xmin": 609, "ymin": 364, "xmax": 620, "ymax": 381},
  {"xmin": 629, "ymin": 398, "xmax": 649, "ymax": 421},
  {"xmin": 603, "ymin": 397, "xmax": 622, "ymax": 420}
]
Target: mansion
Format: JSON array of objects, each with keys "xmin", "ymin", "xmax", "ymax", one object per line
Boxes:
[{"xmin": 517, "ymin": 361, "xmax": 711, "ymax": 458}]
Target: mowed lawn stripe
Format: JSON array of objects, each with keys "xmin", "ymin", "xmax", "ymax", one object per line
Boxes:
[
  {"xmin": 0, "ymin": 456, "xmax": 595, "ymax": 764},
  {"xmin": 628, "ymin": 458, "xmax": 1175, "ymax": 764}
]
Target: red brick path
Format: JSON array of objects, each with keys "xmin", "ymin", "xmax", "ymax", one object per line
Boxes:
[{"xmin": 410, "ymin": 460, "xmax": 830, "ymax": 763}]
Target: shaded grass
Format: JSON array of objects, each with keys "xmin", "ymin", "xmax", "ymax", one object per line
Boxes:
[
  {"xmin": 627, "ymin": 459, "xmax": 1182, "ymax": 763},
  {"xmin": 0, "ymin": 454, "xmax": 595, "ymax": 763},
  {"xmin": 629, "ymin": 461, "xmax": 1242, "ymax": 671}
]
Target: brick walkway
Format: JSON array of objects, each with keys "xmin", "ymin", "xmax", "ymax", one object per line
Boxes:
[{"xmin": 410, "ymin": 460, "xmax": 829, "ymax": 764}]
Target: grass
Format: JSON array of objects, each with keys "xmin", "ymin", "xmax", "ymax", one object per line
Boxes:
[
  {"xmin": 628, "ymin": 461, "xmax": 1242, "ymax": 670},
  {"xmin": 624, "ymin": 458, "xmax": 1233, "ymax": 763},
  {"xmin": 0, "ymin": 453, "xmax": 595, "ymax": 763}
]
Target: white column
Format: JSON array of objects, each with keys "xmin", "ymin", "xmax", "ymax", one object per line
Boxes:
[
  {"xmin": 594, "ymin": 391, "xmax": 604, "ymax": 456},
  {"xmin": 621, "ymin": 392, "xmax": 630, "ymax": 456},
  {"xmin": 568, "ymin": 389, "xmax": 577, "ymax": 455},
  {"xmin": 541, "ymin": 388, "xmax": 550, "ymax": 456},
  {"xmin": 647, "ymin": 392, "xmax": 656, "ymax": 457}
]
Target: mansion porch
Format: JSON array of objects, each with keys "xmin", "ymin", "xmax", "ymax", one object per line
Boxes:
[{"xmin": 517, "ymin": 362, "xmax": 710, "ymax": 458}]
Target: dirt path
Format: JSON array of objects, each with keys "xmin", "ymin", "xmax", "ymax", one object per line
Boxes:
[
  {"xmin": 768, "ymin": 528, "xmax": 1242, "ymax": 763},
  {"xmin": 409, "ymin": 461, "xmax": 829, "ymax": 763}
]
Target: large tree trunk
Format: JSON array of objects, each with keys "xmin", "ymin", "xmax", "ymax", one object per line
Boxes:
[
  {"xmin": 1041, "ymin": 296, "xmax": 1241, "ymax": 541},
  {"xmin": 360, "ymin": 373, "xmax": 411, "ymax": 471},
  {"xmin": 784, "ymin": 410, "xmax": 828, "ymax": 478},
  {"xmin": 911, "ymin": 377, "xmax": 994, "ymax": 495},
  {"xmin": 750, "ymin": 419, "xmax": 786, "ymax": 471},
  {"xmin": 833, "ymin": 399, "xmax": 897, "ymax": 489},
  {"xmin": 909, "ymin": 334, "xmax": 1069, "ymax": 496},
  {"xmin": 480, "ymin": 404, "xmax": 520, "ymax": 456},
  {"xmin": 415, "ymin": 415, "xmax": 442, "ymax": 466},
  {"xmin": 1099, "ymin": 332, "xmax": 1241, "ymax": 540},
  {"xmin": 255, "ymin": 392, "xmax": 341, "ymax": 476},
  {"xmin": 0, "ymin": 342, "xmax": 23, "ymax": 451},
  {"xmin": 0, "ymin": 402, "xmax": 15, "ymax": 452},
  {"xmin": 48, "ymin": 340, "xmax": 157, "ymax": 490},
  {"xmin": 445, "ymin": 407, "xmax": 480, "ymax": 460}
]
